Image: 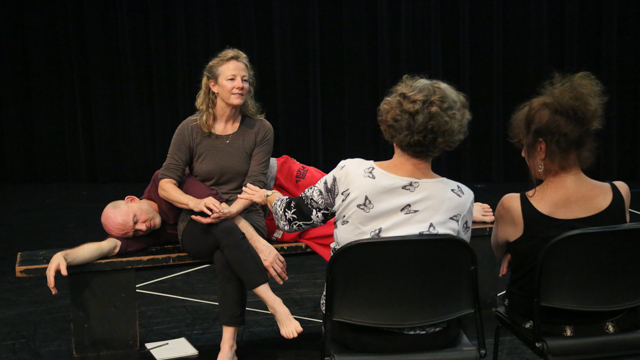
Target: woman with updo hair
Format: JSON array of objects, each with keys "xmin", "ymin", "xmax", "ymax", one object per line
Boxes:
[
  {"xmin": 240, "ymin": 75, "xmax": 487, "ymax": 352},
  {"xmin": 492, "ymin": 72, "xmax": 635, "ymax": 336},
  {"xmin": 159, "ymin": 48, "xmax": 302, "ymax": 360}
]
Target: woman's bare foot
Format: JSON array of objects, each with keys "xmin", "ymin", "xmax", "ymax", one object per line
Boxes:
[
  {"xmin": 218, "ymin": 325, "xmax": 238, "ymax": 360},
  {"xmin": 473, "ymin": 202, "xmax": 495, "ymax": 223},
  {"xmin": 217, "ymin": 345, "xmax": 237, "ymax": 360},
  {"xmin": 269, "ymin": 298, "xmax": 303, "ymax": 339}
]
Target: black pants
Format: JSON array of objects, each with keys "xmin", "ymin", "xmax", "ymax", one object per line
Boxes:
[{"xmin": 181, "ymin": 219, "xmax": 268, "ymax": 327}]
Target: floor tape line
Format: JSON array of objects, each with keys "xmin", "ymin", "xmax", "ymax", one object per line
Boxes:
[
  {"xmin": 136, "ymin": 264, "xmax": 211, "ymax": 288},
  {"xmin": 136, "ymin": 289, "xmax": 322, "ymax": 323}
]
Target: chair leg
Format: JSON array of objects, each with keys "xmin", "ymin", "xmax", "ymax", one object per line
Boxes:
[{"xmin": 492, "ymin": 324, "xmax": 502, "ymax": 360}]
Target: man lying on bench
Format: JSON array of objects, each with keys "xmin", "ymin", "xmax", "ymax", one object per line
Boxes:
[{"xmin": 46, "ymin": 170, "xmax": 288, "ymax": 295}]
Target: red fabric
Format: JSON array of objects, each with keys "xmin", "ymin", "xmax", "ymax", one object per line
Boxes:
[{"xmin": 266, "ymin": 155, "xmax": 334, "ymax": 261}]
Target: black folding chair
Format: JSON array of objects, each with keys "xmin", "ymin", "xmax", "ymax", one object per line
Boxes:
[
  {"xmin": 322, "ymin": 234, "xmax": 486, "ymax": 359},
  {"xmin": 493, "ymin": 223, "xmax": 640, "ymax": 360}
]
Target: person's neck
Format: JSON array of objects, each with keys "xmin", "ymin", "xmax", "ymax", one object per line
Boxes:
[
  {"xmin": 214, "ymin": 105, "xmax": 242, "ymax": 131},
  {"xmin": 539, "ymin": 166, "xmax": 587, "ymax": 186},
  {"xmin": 375, "ymin": 146, "xmax": 439, "ymax": 179},
  {"xmin": 141, "ymin": 199, "xmax": 159, "ymax": 213}
]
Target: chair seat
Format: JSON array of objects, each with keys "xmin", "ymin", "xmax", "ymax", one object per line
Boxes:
[
  {"xmin": 494, "ymin": 306, "xmax": 640, "ymax": 360},
  {"xmin": 329, "ymin": 330, "xmax": 479, "ymax": 360},
  {"xmin": 543, "ymin": 330, "xmax": 640, "ymax": 359}
]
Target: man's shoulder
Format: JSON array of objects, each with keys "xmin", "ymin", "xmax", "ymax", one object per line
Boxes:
[{"xmin": 114, "ymin": 226, "xmax": 178, "ymax": 255}]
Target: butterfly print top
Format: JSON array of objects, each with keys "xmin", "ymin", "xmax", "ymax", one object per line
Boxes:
[{"xmin": 272, "ymin": 158, "xmax": 475, "ymax": 251}]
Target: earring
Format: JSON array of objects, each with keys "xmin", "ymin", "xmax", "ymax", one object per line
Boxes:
[{"xmin": 538, "ymin": 161, "xmax": 544, "ymax": 172}]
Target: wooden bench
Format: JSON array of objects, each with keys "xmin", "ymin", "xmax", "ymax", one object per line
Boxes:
[{"xmin": 15, "ymin": 242, "xmax": 314, "ymax": 357}]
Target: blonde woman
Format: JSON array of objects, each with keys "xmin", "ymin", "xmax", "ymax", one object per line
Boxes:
[{"xmin": 158, "ymin": 48, "xmax": 302, "ymax": 360}]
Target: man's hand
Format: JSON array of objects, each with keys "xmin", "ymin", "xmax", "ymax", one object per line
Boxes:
[
  {"xmin": 499, "ymin": 253, "xmax": 511, "ymax": 277},
  {"xmin": 255, "ymin": 241, "xmax": 288, "ymax": 284},
  {"xmin": 44, "ymin": 239, "xmax": 120, "ymax": 295},
  {"xmin": 46, "ymin": 252, "xmax": 68, "ymax": 295},
  {"xmin": 209, "ymin": 207, "xmax": 237, "ymax": 222}
]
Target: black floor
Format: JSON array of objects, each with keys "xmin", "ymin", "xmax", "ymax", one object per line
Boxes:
[{"xmin": 3, "ymin": 181, "xmax": 640, "ymax": 359}]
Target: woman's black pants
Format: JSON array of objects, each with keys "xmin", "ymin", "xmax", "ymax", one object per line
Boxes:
[{"xmin": 181, "ymin": 219, "xmax": 268, "ymax": 327}]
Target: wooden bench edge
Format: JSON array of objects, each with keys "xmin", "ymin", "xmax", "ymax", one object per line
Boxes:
[{"xmin": 16, "ymin": 241, "xmax": 313, "ymax": 277}]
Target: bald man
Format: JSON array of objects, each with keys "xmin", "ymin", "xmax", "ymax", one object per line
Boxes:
[{"xmin": 46, "ymin": 170, "xmax": 287, "ymax": 294}]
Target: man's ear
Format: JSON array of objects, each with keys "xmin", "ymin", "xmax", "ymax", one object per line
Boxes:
[
  {"xmin": 124, "ymin": 196, "xmax": 140, "ymax": 204},
  {"xmin": 537, "ymin": 139, "xmax": 547, "ymax": 160}
]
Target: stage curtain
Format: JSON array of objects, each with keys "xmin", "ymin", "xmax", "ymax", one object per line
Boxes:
[{"xmin": 1, "ymin": 0, "xmax": 638, "ymax": 183}]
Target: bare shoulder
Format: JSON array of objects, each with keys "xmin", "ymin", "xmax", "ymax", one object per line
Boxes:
[
  {"xmin": 612, "ymin": 180, "xmax": 631, "ymax": 207},
  {"xmin": 496, "ymin": 193, "xmax": 521, "ymax": 218},
  {"xmin": 494, "ymin": 193, "xmax": 524, "ymax": 240},
  {"xmin": 612, "ymin": 180, "xmax": 630, "ymax": 197}
]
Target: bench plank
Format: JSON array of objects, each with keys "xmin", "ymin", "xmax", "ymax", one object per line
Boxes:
[{"xmin": 16, "ymin": 242, "xmax": 312, "ymax": 277}]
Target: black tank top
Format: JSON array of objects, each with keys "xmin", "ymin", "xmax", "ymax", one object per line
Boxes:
[{"xmin": 506, "ymin": 182, "xmax": 627, "ymax": 319}]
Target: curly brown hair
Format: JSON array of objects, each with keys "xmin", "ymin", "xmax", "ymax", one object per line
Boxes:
[
  {"xmin": 377, "ymin": 75, "xmax": 471, "ymax": 160},
  {"xmin": 509, "ymin": 72, "xmax": 606, "ymax": 173},
  {"xmin": 195, "ymin": 48, "xmax": 264, "ymax": 134}
]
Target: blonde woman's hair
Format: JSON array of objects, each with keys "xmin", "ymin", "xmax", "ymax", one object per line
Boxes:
[{"xmin": 195, "ymin": 48, "xmax": 264, "ymax": 134}]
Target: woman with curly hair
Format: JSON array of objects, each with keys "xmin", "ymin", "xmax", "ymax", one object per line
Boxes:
[
  {"xmin": 491, "ymin": 72, "xmax": 634, "ymax": 336},
  {"xmin": 240, "ymin": 75, "xmax": 479, "ymax": 352}
]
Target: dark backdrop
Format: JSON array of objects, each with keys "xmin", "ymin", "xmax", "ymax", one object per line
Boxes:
[{"xmin": 1, "ymin": 0, "xmax": 639, "ymax": 184}]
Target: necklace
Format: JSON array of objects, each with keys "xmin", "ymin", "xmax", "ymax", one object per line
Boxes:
[{"xmin": 222, "ymin": 132, "xmax": 233, "ymax": 143}]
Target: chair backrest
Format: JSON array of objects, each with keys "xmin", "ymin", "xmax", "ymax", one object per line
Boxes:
[
  {"xmin": 535, "ymin": 223, "xmax": 640, "ymax": 314},
  {"xmin": 325, "ymin": 234, "xmax": 479, "ymax": 328}
]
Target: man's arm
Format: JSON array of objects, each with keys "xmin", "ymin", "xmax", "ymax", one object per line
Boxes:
[
  {"xmin": 233, "ymin": 214, "xmax": 287, "ymax": 284},
  {"xmin": 46, "ymin": 238, "xmax": 121, "ymax": 295},
  {"xmin": 191, "ymin": 204, "xmax": 288, "ymax": 284}
]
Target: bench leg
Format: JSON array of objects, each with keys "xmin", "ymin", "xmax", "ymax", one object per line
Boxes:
[{"xmin": 69, "ymin": 269, "xmax": 138, "ymax": 356}]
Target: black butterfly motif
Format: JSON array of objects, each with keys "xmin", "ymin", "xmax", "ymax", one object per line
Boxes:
[
  {"xmin": 341, "ymin": 215, "xmax": 349, "ymax": 226},
  {"xmin": 363, "ymin": 167, "xmax": 376, "ymax": 179},
  {"xmin": 401, "ymin": 181, "xmax": 419, "ymax": 192},
  {"xmin": 462, "ymin": 220, "xmax": 470, "ymax": 234},
  {"xmin": 419, "ymin": 223, "xmax": 438, "ymax": 234},
  {"xmin": 370, "ymin": 227, "xmax": 382, "ymax": 238},
  {"xmin": 449, "ymin": 214, "xmax": 461, "ymax": 224},
  {"xmin": 400, "ymin": 204, "xmax": 419, "ymax": 215},
  {"xmin": 451, "ymin": 185, "xmax": 464, "ymax": 198},
  {"xmin": 341, "ymin": 188, "xmax": 350, "ymax": 202},
  {"xmin": 356, "ymin": 195, "xmax": 374, "ymax": 213}
]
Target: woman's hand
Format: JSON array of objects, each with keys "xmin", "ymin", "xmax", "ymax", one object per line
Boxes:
[
  {"xmin": 499, "ymin": 253, "xmax": 512, "ymax": 277},
  {"xmin": 239, "ymin": 183, "xmax": 269, "ymax": 205},
  {"xmin": 187, "ymin": 196, "xmax": 223, "ymax": 216},
  {"xmin": 209, "ymin": 207, "xmax": 237, "ymax": 222}
]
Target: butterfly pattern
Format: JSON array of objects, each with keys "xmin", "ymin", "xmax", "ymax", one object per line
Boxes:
[
  {"xmin": 341, "ymin": 188, "xmax": 350, "ymax": 202},
  {"xmin": 401, "ymin": 181, "xmax": 419, "ymax": 192},
  {"xmin": 462, "ymin": 220, "xmax": 470, "ymax": 234},
  {"xmin": 451, "ymin": 185, "xmax": 464, "ymax": 198},
  {"xmin": 363, "ymin": 167, "xmax": 376, "ymax": 179},
  {"xmin": 270, "ymin": 160, "xmax": 473, "ymax": 263},
  {"xmin": 401, "ymin": 204, "xmax": 419, "ymax": 215},
  {"xmin": 419, "ymin": 223, "xmax": 438, "ymax": 235},
  {"xmin": 370, "ymin": 227, "xmax": 382, "ymax": 238},
  {"xmin": 357, "ymin": 195, "xmax": 374, "ymax": 213}
]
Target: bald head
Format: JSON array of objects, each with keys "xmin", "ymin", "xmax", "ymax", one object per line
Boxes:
[{"xmin": 101, "ymin": 197, "xmax": 162, "ymax": 238}]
